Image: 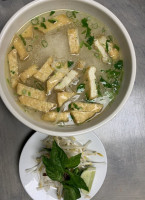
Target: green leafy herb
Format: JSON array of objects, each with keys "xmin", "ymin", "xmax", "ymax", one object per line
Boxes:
[
  {"xmin": 100, "ymin": 77, "xmax": 112, "ymax": 88},
  {"xmin": 72, "ymin": 11, "xmax": 79, "ymax": 18},
  {"xmin": 65, "ymin": 153, "xmax": 81, "ymax": 168},
  {"xmin": 102, "ymin": 27, "xmax": 106, "ymax": 33},
  {"xmin": 77, "ymin": 83, "xmax": 85, "ymax": 93},
  {"xmin": 108, "ymin": 35, "xmax": 113, "ymax": 41},
  {"xmin": 63, "ymin": 185, "xmax": 81, "ymax": 200},
  {"xmin": 40, "ymin": 22, "xmax": 47, "ymax": 29},
  {"xmin": 26, "ymin": 45, "xmax": 33, "ymax": 52},
  {"xmin": 81, "ymin": 18, "xmax": 88, "ymax": 28},
  {"xmin": 48, "ymin": 19, "xmax": 57, "ymax": 23},
  {"xmin": 11, "ymin": 46, "xmax": 14, "ymax": 50},
  {"xmin": 73, "ymin": 103, "xmax": 82, "ymax": 110},
  {"xmin": 6, "ymin": 78, "xmax": 10, "ymax": 85},
  {"xmin": 97, "ymin": 84, "xmax": 102, "ymax": 97},
  {"xmin": 113, "ymin": 44, "xmax": 120, "ymax": 51},
  {"xmin": 80, "ymin": 41, "xmax": 84, "ymax": 48},
  {"xmin": 34, "ymin": 27, "xmax": 39, "ymax": 30},
  {"xmin": 68, "ymin": 61, "xmax": 74, "ymax": 68},
  {"xmin": 31, "ymin": 17, "xmax": 39, "ymax": 25},
  {"xmin": 81, "ymin": 30, "xmax": 86, "ymax": 34},
  {"xmin": 85, "ymin": 93, "xmax": 95, "ymax": 102},
  {"xmin": 19, "ymin": 34, "xmax": 26, "ymax": 46},
  {"xmin": 84, "ymin": 42, "xmax": 92, "ymax": 50},
  {"xmin": 42, "ymin": 17, "xmax": 46, "ymax": 22},
  {"xmin": 41, "ymin": 40, "xmax": 48, "ymax": 48},
  {"xmin": 106, "ymin": 39, "xmax": 111, "ymax": 53},
  {"xmin": 114, "ymin": 60, "xmax": 123, "ymax": 69},
  {"xmin": 57, "ymin": 107, "xmax": 60, "ymax": 112},
  {"xmin": 50, "ymin": 11, "xmax": 55, "ymax": 16},
  {"xmin": 10, "ymin": 70, "xmax": 15, "ymax": 74},
  {"xmin": 87, "ymin": 36, "xmax": 94, "ymax": 46},
  {"xmin": 28, "ymin": 91, "xmax": 31, "ymax": 96}
]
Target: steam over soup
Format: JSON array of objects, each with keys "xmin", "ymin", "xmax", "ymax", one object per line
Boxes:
[{"xmin": 6, "ymin": 10, "xmax": 123, "ymax": 126}]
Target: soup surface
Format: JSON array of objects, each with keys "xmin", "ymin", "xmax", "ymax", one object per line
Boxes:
[{"xmin": 6, "ymin": 9, "xmax": 124, "ymax": 126}]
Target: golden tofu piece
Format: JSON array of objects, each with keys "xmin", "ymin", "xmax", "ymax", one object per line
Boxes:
[
  {"xmin": 35, "ymin": 14, "xmax": 71, "ymax": 34},
  {"xmin": 70, "ymin": 102, "xmax": 103, "ymax": 112},
  {"xmin": 17, "ymin": 83, "xmax": 46, "ymax": 101},
  {"xmin": 22, "ymin": 25, "xmax": 33, "ymax": 39},
  {"xmin": 57, "ymin": 92, "xmax": 75, "ymax": 107},
  {"xmin": 68, "ymin": 28, "xmax": 80, "ymax": 54},
  {"xmin": 20, "ymin": 65, "xmax": 38, "ymax": 83},
  {"xmin": 8, "ymin": 49, "xmax": 19, "ymax": 88},
  {"xmin": 34, "ymin": 57, "xmax": 54, "ymax": 82},
  {"xmin": 55, "ymin": 70, "xmax": 78, "ymax": 91},
  {"xmin": 19, "ymin": 96, "xmax": 56, "ymax": 112},
  {"xmin": 47, "ymin": 63, "xmax": 69, "ymax": 93},
  {"xmin": 108, "ymin": 43, "xmax": 119, "ymax": 60},
  {"xmin": 71, "ymin": 111, "xmax": 96, "ymax": 124},
  {"xmin": 86, "ymin": 66, "xmax": 98, "ymax": 99},
  {"xmin": 13, "ymin": 37, "xmax": 29, "ymax": 60},
  {"xmin": 42, "ymin": 112, "xmax": 69, "ymax": 122}
]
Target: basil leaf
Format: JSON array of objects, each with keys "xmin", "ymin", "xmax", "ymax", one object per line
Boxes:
[
  {"xmin": 65, "ymin": 153, "xmax": 81, "ymax": 168},
  {"xmin": 42, "ymin": 156, "xmax": 63, "ymax": 182},
  {"xmin": 63, "ymin": 185, "xmax": 81, "ymax": 200},
  {"xmin": 50, "ymin": 141, "xmax": 68, "ymax": 171},
  {"xmin": 68, "ymin": 61, "xmax": 74, "ymax": 68},
  {"xmin": 66, "ymin": 171, "xmax": 89, "ymax": 191},
  {"xmin": 100, "ymin": 77, "xmax": 112, "ymax": 88},
  {"xmin": 114, "ymin": 60, "xmax": 123, "ymax": 69},
  {"xmin": 77, "ymin": 83, "xmax": 85, "ymax": 93}
]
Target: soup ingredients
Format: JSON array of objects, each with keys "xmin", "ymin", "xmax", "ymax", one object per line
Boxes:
[
  {"xmin": 68, "ymin": 28, "xmax": 80, "ymax": 54},
  {"xmin": 8, "ymin": 49, "xmax": 19, "ymax": 88},
  {"xmin": 19, "ymin": 96, "xmax": 56, "ymax": 112},
  {"xmin": 81, "ymin": 167, "xmax": 96, "ymax": 195},
  {"xmin": 21, "ymin": 25, "xmax": 34, "ymax": 39},
  {"xmin": 42, "ymin": 111, "xmax": 70, "ymax": 122},
  {"xmin": 57, "ymin": 92, "xmax": 75, "ymax": 107},
  {"xmin": 13, "ymin": 37, "xmax": 29, "ymax": 60},
  {"xmin": 20, "ymin": 65, "xmax": 38, "ymax": 83},
  {"xmin": 70, "ymin": 102, "xmax": 103, "ymax": 112},
  {"xmin": 26, "ymin": 136, "xmax": 104, "ymax": 200},
  {"xmin": 70, "ymin": 111, "xmax": 96, "ymax": 124}
]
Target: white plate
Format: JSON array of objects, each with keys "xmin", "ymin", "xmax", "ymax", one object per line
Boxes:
[{"xmin": 19, "ymin": 131, "xmax": 107, "ymax": 200}]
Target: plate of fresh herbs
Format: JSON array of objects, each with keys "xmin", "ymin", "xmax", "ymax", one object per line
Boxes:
[{"xmin": 19, "ymin": 132, "xmax": 107, "ymax": 200}]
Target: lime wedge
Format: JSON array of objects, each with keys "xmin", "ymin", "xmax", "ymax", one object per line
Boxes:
[{"xmin": 81, "ymin": 167, "xmax": 96, "ymax": 195}]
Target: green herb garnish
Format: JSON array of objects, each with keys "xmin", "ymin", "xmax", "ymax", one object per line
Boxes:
[
  {"xmin": 113, "ymin": 44, "xmax": 120, "ymax": 51},
  {"xmin": 42, "ymin": 141, "xmax": 89, "ymax": 197},
  {"xmin": 26, "ymin": 45, "xmax": 33, "ymax": 52},
  {"xmin": 40, "ymin": 22, "xmax": 47, "ymax": 29},
  {"xmin": 114, "ymin": 60, "xmax": 123, "ymax": 70},
  {"xmin": 42, "ymin": 17, "xmax": 46, "ymax": 22},
  {"xmin": 31, "ymin": 17, "xmax": 39, "ymax": 25},
  {"xmin": 100, "ymin": 77, "xmax": 112, "ymax": 88},
  {"xmin": 68, "ymin": 61, "xmax": 74, "ymax": 68},
  {"xmin": 73, "ymin": 103, "xmax": 82, "ymax": 110},
  {"xmin": 97, "ymin": 84, "xmax": 102, "ymax": 97},
  {"xmin": 87, "ymin": 36, "xmax": 94, "ymax": 46},
  {"xmin": 34, "ymin": 27, "xmax": 39, "ymax": 30},
  {"xmin": 106, "ymin": 39, "xmax": 111, "ymax": 53},
  {"xmin": 28, "ymin": 91, "xmax": 31, "ymax": 96},
  {"xmin": 72, "ymin": 10, "xmax": 79, "ymax": 18},
  {"xmin": 41, "ymin": 40, "xmax": 48, "ymax": 48},
  {"xmin": 11, "ymin": 46, "xmax": 14, "ymax": 50},
  {"xmin": 85, "ymin": 93, "xmax": 95, "ymax": 102},
  {"xmin": 19, "ymin": 34, "xmax": 26, "ymax": 46},
  {"xmin": 22, "ymin": 89, "xmax": 27, "ymax": 95},
  {"xmin": 48, "ymin": 19, "xmax": 57, "ymax": 23},
  {"xmin": 10, "ymin": 70, "xmax": 15, "ymax": 74},
  {"xmin": 56, "ymin": 107, "xmax": 60, "ymax": 112},
  {"xmin": 77, "ymin": 83, "xmax": 85, "ymax": 93},
  {"xmin": 50, "ymin": 11, "xmax": 55, "ymax": 16}
]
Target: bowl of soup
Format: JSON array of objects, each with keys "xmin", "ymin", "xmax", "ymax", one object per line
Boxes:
[{"xmin": 0, "ymin": 0, "xmax": 136, "ymax": 136}]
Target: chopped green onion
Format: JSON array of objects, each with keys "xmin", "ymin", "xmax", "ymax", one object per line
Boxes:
[
  {"xmin": 77, "ymin": 83, "xmax": 85, "ymax": 93},
  {"xmin": 100, "ymin": 77, "xmax": 112, "ymax": 88},
  {"xmin": 81, "ymin": 30, "xmax": 86, "ymax": 34},
  {"xmin": 72, "ymin": 10, "xmax": 79, "ymax": 18},
  {"xmin": 41, "ymin": 40, "xmax": 48, "ymax": 48},
  {"xmin": 6, "ymin": 78, "xmax": 10, "ymax": 84},
  {"xmin": 26, "ymin": 45, "xmax": 33, "ymax": 52},
  {"xmin": 42, "ymin": 17, "xmax": 46, "ymax": 22},
  {"xmin": 106, "ymin": 39, "xmax": 111, "ymax": 53},
  {"xmin": 10, "ymin": 70, "xmax": 15, "ymax": 74},
  {"xmin": 48, "ymin": 19, "xmax": 57, "ymax": 23},
  {"xmin": 68, "ymin": 61, "xmax": 74, "ymax": 68},
  {"xmin": 34, "ymin": 27, "xmax": 39, "ymax": 30},
  {"xmin": 113, "ymin": 44, "xmax": 120, "ymax": 51},
  {"xmin": 11, "ymin": 46, "xmax": 14, "ymax": 50},
  {"xmin": 114, "ymin": 60, "xmax": 123, "ymax": 69},
  {"xmin": 19, "ymin": 34, "xmax": 26, "ymax": 46},
  {"xmin": 66, "ymin": 11, "xmax": 73, "ymax": 18},
  {"xmin": 40, "ymin": 22, "xmax": 47, "ymax": 29},
  {"xmin": 73, "ymin": 103, "xmax": 81, "ymax": 110},
  {"xmin": 87, "ymin": 36, "xmax": 94, "ymax": 46},
  {"xmin": 22, "ymin": 89, "xmax": 27, "ymax": 95},
  {"xmin": 108, "ymin": 35, "xmax": 113, "ymax": 41},
  {"xmin": 28, "ymin": 91, "xmax": 31, "ymax": 96},
  {"xmin": 31, "ymin": 17, "xmax": 39, "ymax": 25},
  {"xmin": 50, "ymin": 11, "xmax": 55, "ymax": 16},
  {"xmin": 97, "ymin": 84, "xmax": 102, "ymax": 97},
  {"xmin": 80, "ymin": 41, "xmax": 84, "ymax": 48},
  {"xmin": 56, "ymin": 107, "xmax": 60, "ymax": 112}
]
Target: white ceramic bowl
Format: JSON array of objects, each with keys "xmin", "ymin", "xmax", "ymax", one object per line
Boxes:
[{"xmin": 0, "ymin": 0, "xmax": 136, "ymax": 136}]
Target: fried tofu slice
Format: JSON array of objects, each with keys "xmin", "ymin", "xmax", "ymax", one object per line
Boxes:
[
  {"xmin": 68, "ymin": 28, "xmax": 80, "ymax": 54},
  {"xmin": 108, "ymin": 42, "xmax": 119, "ymax": 60},
  {"xmin": 94, "ymin": 36, "xmax": 109, "ymax": 63},
  {"xmin": 55, "ymin": 70, "xmax": 78, "ymax": 91},
  {"xmin": 13, "ymin": 37, "xmax": 29, "ymax": 60},
  {"xmin": 22, "ymin": 25, "xmax": 33, "ymax": 39},
  {"xmin": 57, "ymin": 92, "xmax": 75, "ymax": 107},
  {"xmin": 42, "ymin": 112, "xmax": 69, "ymax": 122},
  {"xmin": 35, "ymin": 14, "xmax": 71, "ymax": 34},
  {"xmin": 70, "ymin": 102, "xmax": 103, "ymax": 112},
  {"xmin": 20, "ymin": 65, "xmax": 38, "ymax": 83},
  {"xmin": 17, "ymin": 83, "xmax": 46, "ymax": 101},
  {"xmin": 34, "ymin": 57, "xmax": 54, "ymax": 82},
  {"xmin": 8, "ymin": 49, "xmax": 19, "ymax": 88},
  {"xmin": 47, "ymin": 63, "xmax": 69, "ymax": 93},
  {"xmin": 71, "ymin": 111, "xmax": 96, "ymax": 124},
  {"xmin": 86, "ymin": 66, "xmax": 98, "ymax": 100},
  {"xmin": 19, "ymin": 96, "xmax": 56, "ymax": 112}
]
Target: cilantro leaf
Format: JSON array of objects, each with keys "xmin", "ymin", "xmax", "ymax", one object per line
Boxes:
[
  {"xmin": 87, "ymin": 36, "xmax": 94, "ymax": 46},
  {"xmin": 68, "ymin": 61, "xmax": 74, "ymax": 68},
  {"xmin": 114, "ymin": 60, "xmax": 123, "ymax": 69}
]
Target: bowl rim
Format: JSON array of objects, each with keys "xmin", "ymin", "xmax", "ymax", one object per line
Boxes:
[{"xmin": 0, "ymin": 0, "xmax": 136, "ymax": 136}]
